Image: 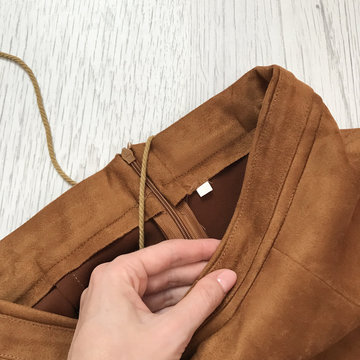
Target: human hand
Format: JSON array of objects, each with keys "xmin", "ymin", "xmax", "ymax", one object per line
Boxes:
[{"xmin": 67, "ymin": 238, "xmax": 237, "ymax": 360}]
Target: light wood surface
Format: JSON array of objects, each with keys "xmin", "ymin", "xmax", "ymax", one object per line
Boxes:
[{"xmin": 1, "ymin": 0, "xmax": 359, "ymax": 239}]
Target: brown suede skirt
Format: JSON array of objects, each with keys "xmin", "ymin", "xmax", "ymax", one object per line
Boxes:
[{"xmin": 1, "ymin": 65, "xmax": 360, "ymax": 359}]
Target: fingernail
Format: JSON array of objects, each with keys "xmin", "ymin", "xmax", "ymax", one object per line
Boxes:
[{"xmin": 216, "ymin": 270, "xmax": 237, "ymax": 293}]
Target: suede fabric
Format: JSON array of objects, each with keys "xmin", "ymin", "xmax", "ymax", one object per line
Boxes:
[{"xmin": 1, "ymin": 65, "xmax": 360, "ymax": 359}]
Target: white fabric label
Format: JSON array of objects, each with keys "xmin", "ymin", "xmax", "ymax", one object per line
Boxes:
[{"xmin": 196, "ymin": 181, "xmax": 213, "ymax": 197}]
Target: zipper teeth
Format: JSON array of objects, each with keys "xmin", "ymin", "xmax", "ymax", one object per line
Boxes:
[{"xmin": 130, "ymin": 161, "xmax": 192, "ymax": 239}]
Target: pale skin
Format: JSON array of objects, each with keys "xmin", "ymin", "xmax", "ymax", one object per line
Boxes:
[{"xmin": 67, "ymin": 238, "xmax": 237, "ymax": 360}]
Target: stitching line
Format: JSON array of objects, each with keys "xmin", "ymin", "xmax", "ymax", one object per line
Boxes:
[
  {"xmin": 310, "ymin": 323, "xmax": 360, "ymax": 359},
  {"xmin": 218, "ymin": 90, "xmax": 317, "ymax": 312},
  {"xmin": 20, "ymin": 204, "xmax": 138, "ymax": 302},
  {"xmin": 218, "ymin": 99, "xmax": 320, "ymax": 312},
  {"xmin": 25, "ymin": 190, "xmax": 157, "ymax": 303},
  {"xmin": 197, "ymin": 70, "xmax": 314, "ymax": 333},
  {"xmin": 162, "ymin": 129, "xmax": 255, "ymax": 186},
  {"xmin": 226, "ymin": 73, "xmax": 312, "ymax": 286},
  {"xmin": 218, "ymin": 85, "xmax": 315, "ymax": 309},
  {"xmin": 186, "ymin": 72, "xmax": 282, "ymax": 341},
  {"xmin": 0, "ymin": 354, "xmax": 26, "ymax": 360},
  {"xmin": 195, "ymin": 90, "xmax": 320, "ymax": 346},
  {"xmin": 0, "ymin": 314, "xmax": 74, "ymax": 333},
  {"xmin": 52, "ymin": 284, "xmax": 80, "ymax": 314},
  {"xmin": 206, "ymin": 68, "xmax": 282, "ymax": 280},
  {"xmin": 272, "ymin": 247, "xmax": 360, "ymax": 308},
  {"xmin": 151, "ymin": 149, "xmax": 187, "ymax": 191},
  {"xmin": 71, "ymin": 273, "xmax": 86, "ymax": 290}
]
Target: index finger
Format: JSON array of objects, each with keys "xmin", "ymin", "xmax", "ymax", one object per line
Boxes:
[{"xmin": 114, "ymin": 238, "xmax": 220, "ymax": 277}]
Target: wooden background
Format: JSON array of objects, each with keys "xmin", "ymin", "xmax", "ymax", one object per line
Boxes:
[{"xmin": 1, "ymin": 0, "xmax": 359, "ymax": 239}]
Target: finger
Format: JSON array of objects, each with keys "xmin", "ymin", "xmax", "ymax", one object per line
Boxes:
[
  {"xmin": 79, "ymin": 288, "xmax": 88, "ymax": 309},
  {"xmin": 113, "ymin": 238, "xmax": 220, "ymax": 277},
  {"xmin": 144, "ymin": 261, "xmax": 208, "ymax": 295},
  {"xmin": 143, "ymin": 285, "xmax": 191, "ymax": 312},
  {"xmin": 165, "ymin": 269, "xmax": 237, "ymax": 336},
  {"xmin": 155, "ymin": 305, "xmax": 174, "ymax": 315}
]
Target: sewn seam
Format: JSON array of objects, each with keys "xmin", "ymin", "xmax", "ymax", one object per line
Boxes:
[
  {"xmin": 71, "ymin": 273, "xmax": 85, "ymax": 290},
  {"xmin": 50, "ymin": 284, "xmax": 79, "ymax": 315},
  {"xmin": 215, "ymin": 73, "xmax": 286, "ymax": 270},
  {"xmin": 195, "ymin": 70, "xmax": 315, "ymax": 335},
  {"xmin": 20, "ymin": 204, "xmax": 138, "ymax": 302},
  {"xmin": 192, "ymin": 69, "xmax": 283, "ymax": 332},
  {"xmin": 0, "ymin": 314, "xmax": 74, "ymax": 332},
  {"xmin": 22, "ymin": 190, "xmax": 158, "ymax": 304},
  {"xmin": 195, "ymin": 94, "xmax": 320, "ymax": 347},
  {"xmin": 203, "ymin": 68, "xmax": 283, "ymax": 282},
  {"xmin": 0, "ymin": 354, "xmax": 26, "ymax": 360},
  {"xmin": 219, "ymin": 100, "xmax": 320, "ymax": 314},
  {"xmin": 273, "ymin": 247, "xmax": 360, "ymax": 308},
  {"xmin": 151, "ymin": 149, "xmax": 187, "ymax": 191},
  {"xmin": 161, "ymin": 129, "xmax": 255, "ymax": 186}
]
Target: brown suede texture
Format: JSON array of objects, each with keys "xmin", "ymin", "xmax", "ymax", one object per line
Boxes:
[{"xmin": 1, "ymin": 65, "xmax": 360, "ymax": 360}]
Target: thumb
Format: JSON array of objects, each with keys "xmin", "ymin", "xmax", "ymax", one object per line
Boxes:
[{"xmin": 167, "ymin": 269, "xmax": 237, "ymax": 337}]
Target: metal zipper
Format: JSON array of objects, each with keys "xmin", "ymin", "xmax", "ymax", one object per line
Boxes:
[{"xmin": 121, "ymin": 147, "xmax": 192, "ymax": 239}]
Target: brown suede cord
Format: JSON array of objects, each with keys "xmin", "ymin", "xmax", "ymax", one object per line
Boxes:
[{"xmin": 0, "ymin": 51, "xmax": 77, "ymax": 186}]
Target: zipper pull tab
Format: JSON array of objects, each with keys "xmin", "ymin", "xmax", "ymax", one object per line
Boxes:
[{"xmin": 121, "ymin": 147, "xmax": 136, "ymax": 164}]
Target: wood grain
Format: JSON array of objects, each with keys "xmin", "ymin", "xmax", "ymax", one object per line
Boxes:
[{"xmin": 1, "ymin": 0, "xmax": 359, "ymax": 238}]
